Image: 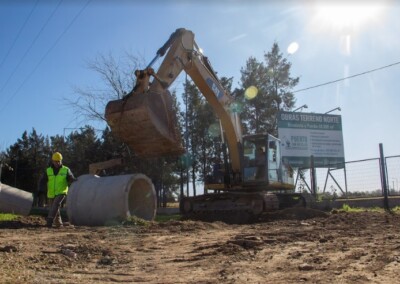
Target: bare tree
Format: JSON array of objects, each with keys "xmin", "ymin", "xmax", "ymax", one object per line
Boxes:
[{"xmin": 66, "ymin": 51, "xmax": 144, "ymax": 123}]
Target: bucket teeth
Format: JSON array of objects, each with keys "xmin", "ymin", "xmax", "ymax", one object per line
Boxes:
[{"xmin": 105, "ymin": 91, "xmax": 184, "ymax": 157}]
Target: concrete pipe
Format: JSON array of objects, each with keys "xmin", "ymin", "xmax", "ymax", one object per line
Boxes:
[
  {"xmin": 0, "ymin": 183, "xmax": 33, "ymax": 216},
  {"xmin": 66, "ymin": 174, "xmax": 157, "ymax": 226}
]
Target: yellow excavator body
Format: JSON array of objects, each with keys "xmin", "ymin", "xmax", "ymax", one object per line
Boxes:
[{"xmin": 103, "ymin": 28, "xmax": 301, "ymax": 223}]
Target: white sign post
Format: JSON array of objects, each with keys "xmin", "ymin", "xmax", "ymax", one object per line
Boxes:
[{"xmin": 277, "ymin": 111, "xmax": 345, "ymax": 168}]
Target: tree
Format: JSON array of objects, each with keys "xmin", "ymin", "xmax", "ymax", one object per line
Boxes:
[
  {"xmin": 182, "ymin": 80, "xmax": 202, "ymax": 195},
  {"xmin": 50, "ymin": 135, "xmax": 68, "ymax": 160},
  {"xmin": 181, "ymin": 76, "xmax": 232, "ymax": 193},
  {"xmin": 239, "ymin": 42, "xmax": 299, "ymax": 136},
  {"xmin": 64, "ymin": 126, "xmax": 102, "ymax": 176},
  {"xmin": 2, "ymin": 129, "xmax": 50, "ymax": 192},
  {"xmin": 67, "ymin": 52, "xmax": 143, "ymax": 124},
  {"xmin": 66, "ymin": 52, "xmax": 187, "ymax": 201}
]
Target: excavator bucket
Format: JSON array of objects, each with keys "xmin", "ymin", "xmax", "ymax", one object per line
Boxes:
[{"xmin": 105, "ymin": 90, "xmax": 185, "ymax": 158}]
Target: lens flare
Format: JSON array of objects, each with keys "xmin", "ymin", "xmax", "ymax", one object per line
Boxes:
[
  {"xmin": 244, "ymin": 86, "xmax": 258, "ymax": 100},
  {"xmin": 229, "ymin": 101, "xmax": 243, "ymax": 113},
  {"xmin": 311, "ymin": 2, "xmax": 386, "ymax": 33},
  {"xmin": 287, "ymin": 42, "xmax": 299, "ymax": 54},
  {"xmin": 208, "ymin": 123, "xmax": 221, "ymax": 138},
  {"xmin": 179, "ymin": 153, "xmax": 193, "ymax": 169}
]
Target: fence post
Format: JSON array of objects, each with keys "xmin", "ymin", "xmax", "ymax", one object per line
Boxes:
[
  {"xmin": 310, "ymin": 155, "xmax": 317, "ymax": 197},
  {"xmin": 343, "ymin": 163, "xmax": 348, "ymax": 197},
  {"xmin": 379, "ymin": 143, "xmax": 390, "ymax": 211}
]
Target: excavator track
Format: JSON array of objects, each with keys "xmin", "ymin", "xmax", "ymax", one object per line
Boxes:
[
  {"xmin": 180, "ymin": 192, "xmax": 307, "ymax": 224},
  {"xmin": 105, "ymin": 90, "xmax": 184, "ymax": 157}
]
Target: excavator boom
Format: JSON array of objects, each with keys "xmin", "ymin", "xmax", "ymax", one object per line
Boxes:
[
  {"xmin": 104, "ymin": 28, "xmax": 302, "ymax": 223},
  {"xmin": 105, "ymin": 28, "xmax": 242, "ymax": 171}
]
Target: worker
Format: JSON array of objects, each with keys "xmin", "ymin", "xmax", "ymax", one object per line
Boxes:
[
  {"xmin": 212, "ymin": 157, "xmax": 224, "ymax": 183},
  {"xmin": 255, "ymin": 147, "xmax": 266, "ymax": 180},
  {"xmin": 36, "ymin": 173, "xmax": 47, "ymax": 207},
  {"xmin": 42, "ymin": 152, "xmax": 76, "ymax": 228}
]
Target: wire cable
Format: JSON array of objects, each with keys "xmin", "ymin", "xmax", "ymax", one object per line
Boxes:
[
  {"xmin": 0, "ymin": 0, "xmax": 39, "ymax": 70},
  {"xmin": 0, "ymin": 0, "xmax": 92, "ymax": 115},
  {"xmin": 293, "ymin": 61, "xmax": 400, "ymax": 93},
  {"xmin": 0, "ymin": 0, "xmax": 63, "ymax": 95}
]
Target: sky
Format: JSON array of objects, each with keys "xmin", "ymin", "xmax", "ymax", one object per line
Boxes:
[{"xmin": 0, "ymin": 0, "xmax": 399, "ymax": 163}]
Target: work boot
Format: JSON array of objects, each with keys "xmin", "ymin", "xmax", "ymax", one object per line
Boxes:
[
  {"xmin": 54, "ymin": 219, "xmax": 63, "ymax": 228},
  {"xmin": 62, "ymin": 222, "xmax": 74, "ymax": 228},
  {"xmin": 45, "ymin": 218, "xmax": 53, "ymax": 228}
]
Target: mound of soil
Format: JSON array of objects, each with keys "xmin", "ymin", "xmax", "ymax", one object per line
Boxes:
[{"xmin": 1, "ymin": 211, "xmax": 399, "ymax": 283}]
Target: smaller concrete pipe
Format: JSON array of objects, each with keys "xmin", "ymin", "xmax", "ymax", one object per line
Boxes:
[
  {"xmin": 0, "ymin": 183, "xmax": 33, "ymax": 216},
  {"xmin": 66, "ymin": 174, "xmax": 157, "ymax": 226}
]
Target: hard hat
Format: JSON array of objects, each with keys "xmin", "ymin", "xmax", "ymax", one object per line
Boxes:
[{"xmin": 52, "ymin": 152, "xmax": 63, "ymax": 161}]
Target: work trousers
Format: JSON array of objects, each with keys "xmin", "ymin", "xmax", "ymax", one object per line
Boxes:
[
  {"xmin": 47, "ymin": 194, "xmax": 66, "ymax": 226},
  {"xmin": 37, "ymin": 192, "xmax": 47, "ymax": 207}
]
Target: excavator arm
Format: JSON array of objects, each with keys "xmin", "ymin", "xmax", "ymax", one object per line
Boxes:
[
  {"xmin": 105, "ymin": 28, "xmax": 242, "ymax": 174},
  {"xmin": 105, "ymin": 29, "xmax": 304, "ymax": 222},
  {"xmin": 89, "ymin": 158, "xmax": 123, "ymax": 175}
]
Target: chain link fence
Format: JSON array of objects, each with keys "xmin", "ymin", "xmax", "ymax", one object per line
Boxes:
[
  {"xmin": 386, "ymin": 155, "xmax": 400, "ymax": 195},
  {"xmin": 295, "ymin": 155, "xmax": 399, "ymax": 199}
]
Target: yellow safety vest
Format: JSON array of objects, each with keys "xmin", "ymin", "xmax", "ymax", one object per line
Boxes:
[{"xmin": 46, "ymin": 166, "xmax": 69, "ymax": 198}]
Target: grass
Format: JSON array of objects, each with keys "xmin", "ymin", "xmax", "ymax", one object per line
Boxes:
[
  {"xmin": 0, "ymin": 213, "xmax": 19, "ymax": 221},
  {"xmin": 166, "ymin": 202, "xmax": 180, "ymax": 208},
  {"xmin": 121, "ymin": 214, "xmax": 181, "ymax": 226},
  {"xmin": 155, "ymin": 214, "xmax": 181, "ymax": 222},
  {"xmin": 338, "ymin": 204, "xmax": 400, "ymax": 213},
  {"xmin": 391, "ymin": 206, "xmax": 400, "ymax": 213},
  {"xmin": 122, "ymin": 215, "xmax": 150, "ymax": 226}
]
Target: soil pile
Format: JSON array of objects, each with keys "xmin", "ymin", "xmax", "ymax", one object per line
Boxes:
[{"xmin": 1, "ymin": 210, "xmax": 399, "ymax": 283}]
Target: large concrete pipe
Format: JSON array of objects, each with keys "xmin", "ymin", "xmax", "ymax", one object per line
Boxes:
[
  {"xmin": 0, "ymin": 183, "xmax": 33, "ymax": 216},
  {"xmin": 66, "ymin": 174, "xmax": 157, "ymax": 226}
]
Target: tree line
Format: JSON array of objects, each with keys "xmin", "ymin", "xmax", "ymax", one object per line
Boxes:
[{"xmin": 0, "ymin": 42, "xmax": 299, "ymax": 203}]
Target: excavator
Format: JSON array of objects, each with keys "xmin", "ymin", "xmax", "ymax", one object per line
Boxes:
[{"xmin": 105, "ymin": 28, "xmax": 305, "ymax": 222}]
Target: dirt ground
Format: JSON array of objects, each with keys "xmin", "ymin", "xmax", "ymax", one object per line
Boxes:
[{"xmin": 1, "ymin": 208, "xmax": 400, "ymax": 283}]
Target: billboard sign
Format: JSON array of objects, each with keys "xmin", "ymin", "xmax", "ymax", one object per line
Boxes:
[{"xmin": 277, "ymin": 111, "xmax": 345, "ymax": 168}]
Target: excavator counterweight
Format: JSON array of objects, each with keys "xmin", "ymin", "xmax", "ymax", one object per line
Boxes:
[{"xmin": 105, "ymin": 90, "xmax": 184, "ymax": 157}]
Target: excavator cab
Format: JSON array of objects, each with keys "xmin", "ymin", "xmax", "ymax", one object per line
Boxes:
[
  {"xmin": 242, "ymin": 134, "xmax": 268, "ymax": 182},
  {"xmin": 242, "ymin": 134, "xmax": 293, "ymax": 187}
]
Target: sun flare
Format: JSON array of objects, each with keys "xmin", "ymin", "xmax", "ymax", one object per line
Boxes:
[{"xmin": 312, "ymin": 2, "xmax": 386, "ymax": 32}]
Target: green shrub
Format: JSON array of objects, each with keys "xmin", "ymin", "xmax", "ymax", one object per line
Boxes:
[
  {"xmin": 122, "ymin": 215, "xmax": 150, "ymax": 226},
  {"xmin": 155, "ymin": 214, "xmax": 181, "ymax": 223},
  {"xmin": 0, "ymin": 213, "xmax": 18, "ymax": 221},
  {"xmin": 340, "ymin": 204, "xmax": 385, "ymax": 213}
]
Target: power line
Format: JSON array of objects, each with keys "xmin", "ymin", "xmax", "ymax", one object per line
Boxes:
[
  {"xmin": 0, "ymin": 0, "xmax": 92, "ymax": 115},
  {"xmin": 0, "ymin": 0, "xmax": 39, "ymax": 70},
  {"xmin": 0, "ymin": 0, "xmax": 63, "ymax": 96},
  {"xmin": 293, "ymin": 61, "xmax": 400, "ymax": 93}
]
